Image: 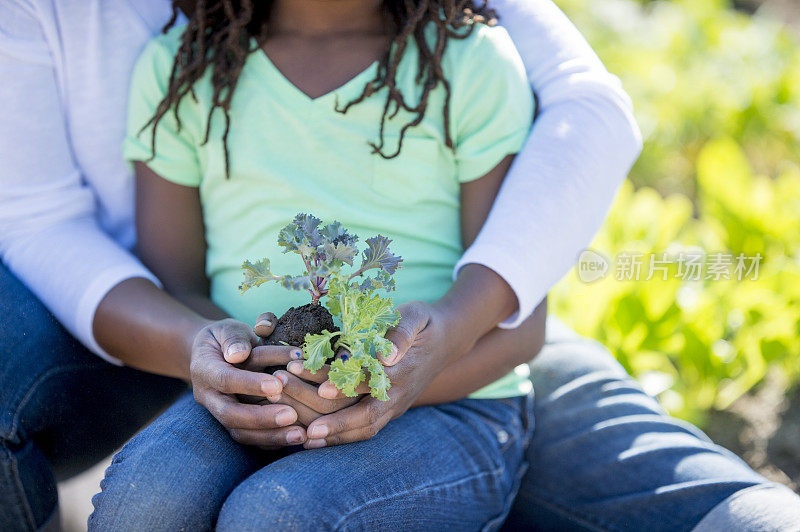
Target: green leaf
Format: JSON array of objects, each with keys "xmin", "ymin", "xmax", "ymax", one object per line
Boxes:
[
  {"xmin": 368, "ymin": 334, "xmax": 395, "ymax": 359},
  {"xmin": 359, "ymin": 235, "xmax": 402, "ymax": 274},
  {"xmin": 365, "ymin": 356, "xmax": 390, "ymax": 401},
  {"xmin": 322, "ymin": 241, "xmax": 358, "ymax": 267},
  {"xmin": 359, "ymin": 270, "xmax": 397, "ymax": 292},
  {"xmin": 294, "ymin": 213, "xmax": 323, "ymax": 247},
  {"xmin": 329, "ymin": 356, "xmax": 366, "ymax": 397},
  {"xmin": 302, "ymin": 331, "xmax": 336, "ymax": 372},
  {"xmin": 347, "ymin": 291, "xmax": 399, "ymax": 334},
  {"xmin": 320, "ymin": 221, "xmax": 358, "ymax": 247},
  {"xmin": 368, "ymin": 300, "xmax": 401, "ymax": 332},
  {"xmin": 279, "ymin": 274, "xmax": 313, "ymax": 292},
  {"xmin": 239, "ymin": 258, "xmax": 281, "ymax": 293},
  {"xmin": 277, "ymin": 224, "xmax": 303, "ymax": 253}
]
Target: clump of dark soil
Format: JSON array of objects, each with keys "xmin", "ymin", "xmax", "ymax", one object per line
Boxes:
[{"xmin": 265, "ymin": 303, "xmax": 337, "ymax": 347}]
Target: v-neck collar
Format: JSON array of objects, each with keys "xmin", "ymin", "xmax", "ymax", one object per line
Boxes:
[{"xmin": 251, "ymin": 42, "xmax": 380, "ymax": 108}]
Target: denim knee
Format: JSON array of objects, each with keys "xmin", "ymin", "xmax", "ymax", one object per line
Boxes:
[
  {"xmin": 217, "ymin": 472, "xmax": 320, "ymax": 532},
  {"xmin": 88, "ymin": 431, "xmax": 222, "ymax": 531},
  {"xmin": 692, "ymin": 483, "xmax": 800, "ymax": 531},
  {"xmin": 89, "ymin": 393, "xmax": 260, "ymax": 531}
]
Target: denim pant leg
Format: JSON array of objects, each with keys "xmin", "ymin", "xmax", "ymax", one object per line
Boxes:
[
  {"xmin": 502, "ymin": 318, "xmax": 800, "ymax": 532},
  {"xmin": 0, "ymin": 262, "xmax": 186, "ymax": 531},
  {"xmin": 88, "ymin": 391, "xmax": 271, "ymax": 531},
  {"xmin": 217, "ymin": 396, "xmax": 534, "ymax": 532}
]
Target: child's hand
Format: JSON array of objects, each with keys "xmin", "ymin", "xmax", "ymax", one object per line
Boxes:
[
  {"xmin": 189, "ymin": 315, "xmax": 307, "ymax": 448},
  {"xmin": 268, "ymin": 364, "xmax": 361, "ymax": 427}
]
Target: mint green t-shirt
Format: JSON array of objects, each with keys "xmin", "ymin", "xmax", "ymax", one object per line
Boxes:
[{"xmin": 124, "ymin": 23, "xmax": 534, "ymax": 398}]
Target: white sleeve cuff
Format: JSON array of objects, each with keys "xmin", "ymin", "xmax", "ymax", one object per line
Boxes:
[
  {"xmin": 76, "ymin": 264, "xmax": 162, "ymax": 364},
  {"xmin": 453, "ymin": 243, "xmax": 535, "ymax": 329}
]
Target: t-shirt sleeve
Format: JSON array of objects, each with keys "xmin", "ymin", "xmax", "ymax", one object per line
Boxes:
[
  {"xmin": 122, "ymin": 34, "xmax": 202, "ymax": 187},
  {"xmin": 450, "ymin": 25, "xmax": 534, "ymax": 184}
]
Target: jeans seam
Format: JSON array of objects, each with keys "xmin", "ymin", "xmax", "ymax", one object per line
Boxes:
[
  {"xmin": 332, "ymin": 466, "xmax": 506, "ymax": 530},
  {"xmin": 0, "ymin": 438, "xmax": 37, "ymax": 531},
  {"xmin": 481, "ymin": 457, "xmax": 530, "ymax": 531}
]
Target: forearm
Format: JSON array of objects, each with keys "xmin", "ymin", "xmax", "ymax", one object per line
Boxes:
[
  {"xmin": 430, "ymin": 264, "xmax": 519, "ymax": 365},
  {"xmin": 416, "ymin": 298, "xmax": 546, "ymax": 406},
  {"xmin": 93, "ymin": 277, "xmax": 226, "ymax": 379}
]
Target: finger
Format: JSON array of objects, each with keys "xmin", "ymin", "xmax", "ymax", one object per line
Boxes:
[
  {"xmin": 379, "ymin": 302, "xmax": 429, "ymax": 366},
  {"xmin": 228, "ymin": 426, "xmax": 307, "ymax": 448},
  {"xmin": 214, "ymin": 322, "xmax": 259, "ymax": 364},
  {"xmin": 318, "ymin": 378, "xmax": 369, "ymax": 400},
  {"xmin": 240, "ymin": 345, "xmax": 303, "ymax": 371},
  {"xmin": 253, "ymin": 312, "xmax": 278, "ymax": 338},
  {"xmin": 278, "ymin": 370, "xmax": 359, "ymax": 414},
  {"xmin": 285, "ymin": 360, "xmax": 330, "ymax": 384},
  {"xmin": 305, "ymin": 425, "xmax": 381, "ymax": 449},
  {"xmin": 236, "ymin": 394, "xmax": 268, "ymax": 405},
  {"xmin": 376, "ymin": 343, "xmax": 400, "ymax": 366},
  {"xmin": 199, "ymin": 356, "xmax": 283, "ymax": 396},
  {"xmin": 201, "ymin": 392, "xmax": 297, "ymax": 430},
  {"xmin": 270, "ymin": 393, "xmax": 323, "ymax": 427},
  {"xmin": 305, "ymin": 399, "xmax": 389, "ymax": 441}
]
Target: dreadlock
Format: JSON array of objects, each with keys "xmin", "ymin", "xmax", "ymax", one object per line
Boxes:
[{"xmin": 142, "ymin": 0, "xmax": 498, "ymax": 178}]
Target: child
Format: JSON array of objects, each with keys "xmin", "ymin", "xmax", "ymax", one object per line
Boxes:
[{"xmin": 93, "ymin": 0, "xmax": 539, "ymax": 528}]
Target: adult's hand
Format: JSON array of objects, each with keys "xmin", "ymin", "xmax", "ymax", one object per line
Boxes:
[
  {"xmin": 190, "ymin": 313, "xmax": 308, "ymax": 448},
  {"xmin": 298, "ymin": 301, "xmax": 452, "ymax": 448}
]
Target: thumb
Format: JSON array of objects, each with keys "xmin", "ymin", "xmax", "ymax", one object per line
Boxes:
[
  {"xmin": 379, "ymin": 302, "xmax": 429, "ymax": 367},
  {"xmin": 218, "ymin": 322, "xmax": 256, "ymax": 364}
]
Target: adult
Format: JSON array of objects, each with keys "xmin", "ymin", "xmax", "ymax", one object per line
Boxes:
[{"xmin": 1, "ymin": 0, "xmax": 797, "ymax": 530}]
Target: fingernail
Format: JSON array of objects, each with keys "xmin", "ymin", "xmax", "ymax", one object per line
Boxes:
[
  {"xmin": 227, "ymin": 343, "xmax": 248, "ymax": 357},
  {"xmin": 293, "ymin": 350, "xmax": 304, "ymax": 359},
  {"xmin": 275, "ymin": 372, "xmax": 288, "ymax": 385},
  {"xmin": 287, "ymin": 428, "xmax": 305, "ymax": 444},
  {"xmin": 276, "ymin": 409, "xmax": 295, "ymax": 426},
  {"xmin": 256, "ymin": 318, "xmax": 273, "ymax": 329},
  {"xmin": 379, "ymin": 343, "xmax": 400, "ymax": 364},
  {"xmin": 262, "ymin": 379, "xmax": 280, "ymax": 395},
  {"xmin": 307, "ymin": 425, "xmax": 328, "ymax": 439},
  {"xmin": 287, "ymin": 361, "xmax": 303, "ymax": 374},
  {"xmin": 319, "ymin": 383, "xmax": 338, "ymax": 399},
  {"xmin": 306, "ymin": 439, "xmax": 326, "ymax": 449}
]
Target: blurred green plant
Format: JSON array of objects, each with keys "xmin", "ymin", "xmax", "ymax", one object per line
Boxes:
[
  {"xmin": 550, "ymin": 0, "xmax": 800, "ymax": 424},
  {"xmin": 556, "ymin": 0, "xmax": 800, "ymax": 196}
]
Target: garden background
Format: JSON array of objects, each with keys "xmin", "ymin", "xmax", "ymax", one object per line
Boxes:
[
  {"xmin": 551, "ymin": 0, "xmax": 800, "ymax": 489},
  {"xmin": 57, "ymin": 0, "xmax": 800, "ymax": 529}
]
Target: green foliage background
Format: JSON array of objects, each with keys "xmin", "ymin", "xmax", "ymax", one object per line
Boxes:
[{"xmin": 551, "ymin": 0, "xmax": 800, "ymax": 425}]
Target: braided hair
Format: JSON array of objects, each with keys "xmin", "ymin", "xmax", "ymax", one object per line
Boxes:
[{"xmin": 143, "ymin": 0, "xmax": 497, "ymax": 177}]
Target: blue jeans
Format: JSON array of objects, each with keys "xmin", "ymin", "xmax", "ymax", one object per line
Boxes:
[
  {"xmin": 0, "ymin": 262, "xmax": 187, "ymax": 531},
  {"xmin": 89, "ymin": 391, "xmax": 532, "ymax": 531},
  {"xmin": 91, "ymin": 317, "xmax": 800, "ymax": 531},
  {"xmin": 502, "ymin": 318, "xmax": 800, "ymax": 531}
]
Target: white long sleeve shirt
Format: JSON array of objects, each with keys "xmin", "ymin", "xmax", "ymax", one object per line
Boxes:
[{"xmin": 0, "ymin": 0, "xmax": 641, "ymax": 362}]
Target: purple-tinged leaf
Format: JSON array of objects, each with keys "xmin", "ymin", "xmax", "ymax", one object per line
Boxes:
[{"xmin": 359, "ymin": 235, "xmax": 402, "ymax": 274}]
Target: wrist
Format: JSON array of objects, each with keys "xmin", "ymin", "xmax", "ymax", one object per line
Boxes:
[
  {"xmin": 185, "ymin": 317, "xmax": 215, "ymax": 361},
  {"xmin": 432, "ymin": 264, "xmax": 518, "ymax": 352}
]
